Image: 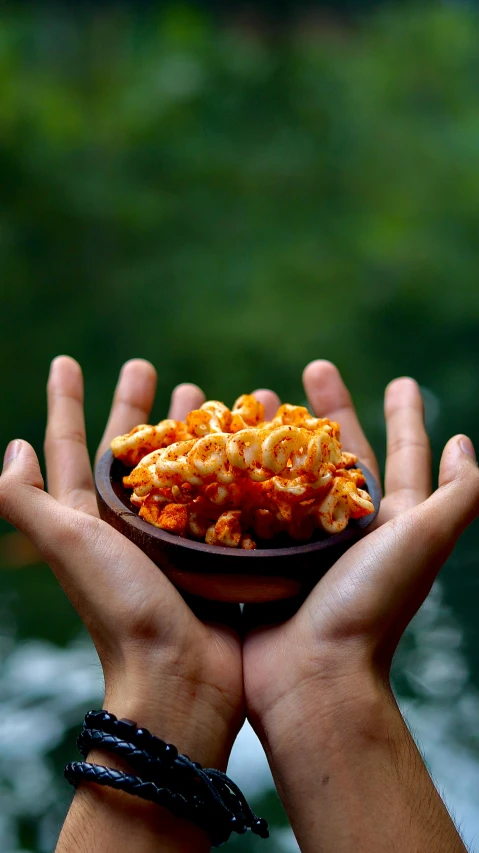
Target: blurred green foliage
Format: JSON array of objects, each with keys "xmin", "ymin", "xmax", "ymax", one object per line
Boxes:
[
  {"xmin": 1, "ymin": 3, "xmax": 479, "ymax": 452},
  {"xmin": 12, "ymin": 0, "xmax": 400, "ymax": 17},
  {"xmin": 1, "ymin": 2, "xmax": 479, "ymax": 850}
]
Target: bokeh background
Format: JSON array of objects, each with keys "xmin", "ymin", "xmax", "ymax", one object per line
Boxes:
[{"xmin": 1, "ymin": 1, "xmax": 479, "ymax": 850}]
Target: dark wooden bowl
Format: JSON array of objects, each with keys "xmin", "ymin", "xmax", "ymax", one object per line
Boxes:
[{"xmin": 95, "ymin": 451, "xmax": 381, "ymax": 603}]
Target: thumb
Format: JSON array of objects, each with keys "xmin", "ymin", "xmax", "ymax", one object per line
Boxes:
[
  {"xmin": 314, "ymin": 434, "xmax": 479, "ymax": 646},
  {"xmin": 0, "ymin": 439, "xmax": 51, "ymax": 537},
  {"xmin": 2, "ymin": 439, "xmax": 44, "ymax": 487},
  {"xmin": 378, "ymin": 433, "xmax": 479, "ymax": 590},
  {"xmin": 385, "ymin": 433, "xmax": 479, "ymax": 596},
  {"xmin": 376, "ymin": 433, "xmax": 479, "ymax": 645},
  {"xmin": 407, "ymin": 433, "xmax": 479, "ymax": 579},
  {"xmin": 412, "ymin": 434, "xmax": 479, "ymax": 564},
  {"xmin": 2, "ymin": 438, "xmax": 44, "ymax": 489},
  {"xmin": 0, "ymin": 439, "xmax": 100, "ymax": 590},
  {"xmin": 437, "ymin": 434, "xmax": 479, "ymax": 531}
]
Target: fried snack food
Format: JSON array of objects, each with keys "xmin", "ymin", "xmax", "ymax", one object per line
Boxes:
[{"xmin": 111, "ymin": 395, "xmax": 375, "ymax": 549}]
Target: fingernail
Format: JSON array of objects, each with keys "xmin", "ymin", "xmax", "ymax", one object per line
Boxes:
[
  {"xmin": 460, "ymin": 436, "xmax": 476, "ymax": 461},
  {"xmin": 3, "ymin": 440, "xmax": 21, "ymax": 471}
]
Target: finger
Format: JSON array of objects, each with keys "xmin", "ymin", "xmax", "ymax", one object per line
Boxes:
[
  {"xmin": 384, "ymin": 435, "xmax": 479, "ymax": 601},
  {"xmin": 168, "ymin": 383, "xmax": 205, "ymax": 421},
  {"xmin": 384, "ymin": 378, "xmax": 431, "ymax": 506},
  {"xmin": 314, "ymin": 435, "xmax": 479, "ymax": 645},
  {"xmin": 252, "ymin": 389, "xmax": 281, "ymax": 421},
  {"xmin": 439, "ymin": 434, "xmax": 477, "ymax": 493},
  {"xmin": 0, "ymin": 440, "xmax": 75, "ymax": 557},
  {"xmin": 96, "ymin": 359, "xmax": 157, "ymax": 466},
  {"xmin": 1, "ymin": 440, "xmax": 50, "ymax": 537},
  {"xmin": 44, "ymin": 356, "xmax": 97, "ymax": 514},
  {"xmin": 1, "ymin": 440, "xmax": 190, "ymax": 630},
  {"xmin": 303, "ymin": 360, "xmax": 380, "ymax": 483}
]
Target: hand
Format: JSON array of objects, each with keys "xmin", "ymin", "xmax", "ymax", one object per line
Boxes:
[
  {"xmin": 241, "ymin": 361, "xmax": 477, "ymax": 853},
  {"xmin": 0, "ymin": 356, "xmax": 244, "ymax": 771},
  {"xmin": 243, "ymin": 360, "xmax": 479, "ymax": 727}
]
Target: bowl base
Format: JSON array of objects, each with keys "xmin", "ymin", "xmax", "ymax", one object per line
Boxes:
[{"xmin": 164, "ymin": 568, "xmax": 302, "ymax": 603}]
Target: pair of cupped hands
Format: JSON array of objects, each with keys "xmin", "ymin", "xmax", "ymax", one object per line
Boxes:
[{"xmin": 1, "ymin": 355, "xmax": 478, "ymax": 776}]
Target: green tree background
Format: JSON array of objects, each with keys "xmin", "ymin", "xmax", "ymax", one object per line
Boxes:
[{"xmin": 1, "ymin": 3, "xmax": 479, "ymax": 850}]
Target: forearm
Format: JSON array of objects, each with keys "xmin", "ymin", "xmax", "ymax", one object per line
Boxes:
[
  {"xmin": 258, "ymin": 674, "xmax": 467, "ymax": 853},
  {"xmin": 56, "ymin": 685, "xmax": 224, "ymax": 853},
  {"xmin": 56, "ymin": 759, "xmax": 211, "ymax": 853}
]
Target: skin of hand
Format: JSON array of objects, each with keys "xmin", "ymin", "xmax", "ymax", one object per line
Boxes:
[
  {"xmin": 2, "ymin": 358, "xmax": 477, "ymax": 853},
  {"xmin": 241, "ymin": 362, "xmax": 478, "ymax": 853},
  {"xmin": 0, "ymin": 356, "xmax": 245, "ymax": 853}
]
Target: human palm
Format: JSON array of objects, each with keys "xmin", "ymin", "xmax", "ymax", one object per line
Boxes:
[
  {"xmin": 0, "ymin": 357, "xmax": 243, "ymax": 769},
  {"xmin": 2, "ymin": 356, "xmax": 476, "ymax": 768},
  {"xmin": 242, "ymin": 361, "xmax": 479, "ymax": 729}
]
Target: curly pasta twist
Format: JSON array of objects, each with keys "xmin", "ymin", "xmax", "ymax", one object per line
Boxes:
[
  {"xmin": 112, "ymin": 393, "xmax": 375, "ymax": 548},
  {"xmin": 111, "ymin": 420, "xmax": 190, "ymax": 467}
]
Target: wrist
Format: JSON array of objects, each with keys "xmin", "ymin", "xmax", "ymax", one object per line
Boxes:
[
  {"xmin": 68, "ymin": 713, "xmax": 268, "ymax": 852},
  {"xmin": 247, "ymin": 636, "xmax": 389, "ymax": 748},
  {"xmin": 58, "ymin": 751, "xmax": 211, "ymax": 853},
  {"xmin": 250, "ymin": 668, "xmax": 466, "ymax": 853},
  {"xmin": 102, "ymin": 672, "xmax": 242, "ymax": 771},
  {"xmin": 254, "ymin": 662, "xmax": 395, "ymax": 761}
]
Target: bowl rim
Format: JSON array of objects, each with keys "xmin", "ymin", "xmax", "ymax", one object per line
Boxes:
[{"xmin": 95, "ymin": 450, "xmax": 381, "ymax": 559}]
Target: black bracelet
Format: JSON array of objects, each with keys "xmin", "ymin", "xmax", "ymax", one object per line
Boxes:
[{"xmin": 64, "ymin": 710, "xmax": 269, "ymax": 847}]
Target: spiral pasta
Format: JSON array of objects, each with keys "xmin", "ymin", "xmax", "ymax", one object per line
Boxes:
[{"xmin": 112, "ymin": 395, "xmax": 375, "ymax": 548}]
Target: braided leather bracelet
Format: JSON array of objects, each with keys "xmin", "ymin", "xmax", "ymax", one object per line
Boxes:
[{"xmin": 64, "ymin": 710, "xmax": 269, "ymax": 847}]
